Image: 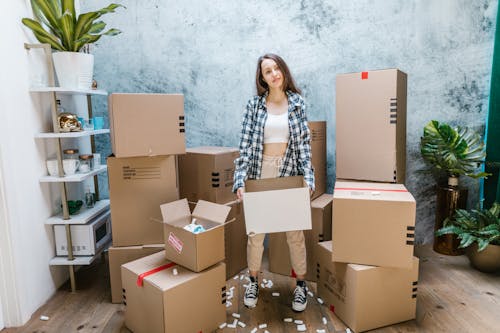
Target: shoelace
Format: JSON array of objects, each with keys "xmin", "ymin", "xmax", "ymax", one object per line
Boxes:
[
  {"xmin": 246, "ymin": 281, "xmax": 258, "ymax": 299},
  {"xmin": 293, "ymin": 285, "xmax": 307, "ymax": 303}
]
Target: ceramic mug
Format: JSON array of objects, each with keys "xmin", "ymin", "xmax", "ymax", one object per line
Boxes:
[
  {"xmin": 63, "ymin": 159, "xmax": 80, "ymax": 175},
  {"xmin": 46, "ymin": 159, "xmax": 59, "ymax": 176}
]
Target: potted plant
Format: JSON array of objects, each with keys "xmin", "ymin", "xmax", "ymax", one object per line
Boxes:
[
  {"xmin": 420, "ymin": 120, "xmax": 489, "ymax": 255},
  {"xmin": 21, "ymin": 0, "xmax": 124, "ymax": 89},
  {"xmin": 436, "ymin": 202, "xmax": 500, "ymax": 273}
]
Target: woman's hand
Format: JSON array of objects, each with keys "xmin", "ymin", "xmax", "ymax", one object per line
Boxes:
[{"xmin": 237, "ymin": 187, "xmax": 245, "ymax": 201}]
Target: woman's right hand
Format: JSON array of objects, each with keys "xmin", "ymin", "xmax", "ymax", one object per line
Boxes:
[{"xmin": 237, "ymin": 187, "xmax": 245, "ymax": 201}]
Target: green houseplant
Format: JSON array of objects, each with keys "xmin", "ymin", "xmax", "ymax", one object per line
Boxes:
[
  {"xmin": 420, "ymin": 120, "xmax": 489, "ymax": 255},
  {"xmin": 436, "ymin": 202, "xmax": 500, "ymax": 272},
  {"xmin": 21, "ymin": 0, "xmax": 124, "ymax": 89}
]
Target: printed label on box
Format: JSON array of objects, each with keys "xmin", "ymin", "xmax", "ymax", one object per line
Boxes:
[{"xmin": 168, "ymin": 232, "xmax": 183, "ymax": 253}]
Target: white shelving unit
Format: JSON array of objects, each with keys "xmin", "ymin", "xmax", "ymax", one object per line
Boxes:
[{"xmin": 26, "ymin": 43, "xmax": 111, "ymax": 292}]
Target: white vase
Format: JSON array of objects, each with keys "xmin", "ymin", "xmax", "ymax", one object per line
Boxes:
[{"xmin": 52, "ymin": 52, "xmax": 94, "ymax": 89}]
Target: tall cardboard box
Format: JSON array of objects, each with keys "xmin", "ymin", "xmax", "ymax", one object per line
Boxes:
[
  {"xmin": 336, "ymin": 69, "xmax": 407, "ymax": 183},
  {"xmin": 244, "ymin": 176, "xmax": 311, "ymax": 235},
  {"xmin": 269, "ymin": 194, "xmax": 332, "ymax": 281},
  {"xmin": 108, "ymin": 155, "xmax": 179, "ymax": 246},
  {"xmin": 109, "ymin": 93, "xmax": 185, "ymax": 157},
  {"xmin": 316, "ymin": 241, "xmax": 418, "ymax": 332},
  {"xmin": 178, "ymin": 146, "xmax": 238, "ymax": 204},
  {"xmin": 224, "ymin": 200, "xmax": 248, "ymax": 279},
  {"xmin": 308, "ymin": 121, "xmax": 327, "ymax": 199},
  {"xmin": 108, "ymin": 244, "xmax": 164, "ymax": 303},
  {"xmin": 122, "ymin": 251, "xmax": 226, "ymax": 333},
  {"xmin": 332, "ymin": 181, "xmax": 416, "ymax": 268},
  {"xmin": 159, "ymin": 199, "xmax": 231, "ymax": 272}
]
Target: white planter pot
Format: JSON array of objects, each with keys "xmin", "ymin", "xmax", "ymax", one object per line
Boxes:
[{"xmin": 52, "ymin": 52, "xmax": 94, "ymax": 89}]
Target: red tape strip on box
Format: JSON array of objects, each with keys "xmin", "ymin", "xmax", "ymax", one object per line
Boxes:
[
  {"xmin": 361, "ymin": 72, "xmax": 368, "ymax": 79},
  {"xmin": 136, "ymin": 262, "xmax": 176, "ymax": 287},
  {"xmin": 335, "ymin": 187, "xmax": 408, "ymax": 193},
  {"xmin": 291, "ymin": 269, "xmax": 297, "ymax": 278}
]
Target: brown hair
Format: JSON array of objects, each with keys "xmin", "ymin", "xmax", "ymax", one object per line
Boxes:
[{"xmin": 255, "ymin": 53, "xmax": 301, "ymax": 96}]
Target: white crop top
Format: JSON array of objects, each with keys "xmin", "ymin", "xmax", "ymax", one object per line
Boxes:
[{"xmin": 264, "ymin": 112, "xmax": 289, "ymax": 144}]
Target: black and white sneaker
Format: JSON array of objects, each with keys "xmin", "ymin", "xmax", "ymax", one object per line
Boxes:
[
  {"xmin": 292, "ymin": 283, "xmax": 307, "ymax": 312},
  {"xmin": 244, "ymin": 277, "xmax": 259, "ymax": 308}
]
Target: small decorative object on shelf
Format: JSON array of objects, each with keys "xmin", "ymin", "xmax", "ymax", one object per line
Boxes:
[
  {"xmin": 64, "ymin": 200, "xmax": 83, "ymax": 215},
  {"xmin": 85, "ymin": 187, "xmax": 96, "ymax": 208},
  {"xmin": 79, "ymin": 154, "xmax": 94, "ymax": 173},
  {"xmin": 58, "ymin": 113, "xmax": 82, "ymax": 132}
]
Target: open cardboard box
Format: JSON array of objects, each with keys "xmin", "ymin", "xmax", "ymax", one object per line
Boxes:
[
  {"xmin": 154, "ymin": 198, "xmax": 232, "ymax": 272},
  {"xmin": 243, "ymin": 176, "xmax": 312, "ymax": 235}
]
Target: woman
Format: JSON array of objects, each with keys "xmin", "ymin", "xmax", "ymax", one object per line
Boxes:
[{"xmin": 233, "ymin": 53, "xmax": 315, "ymax": 312}]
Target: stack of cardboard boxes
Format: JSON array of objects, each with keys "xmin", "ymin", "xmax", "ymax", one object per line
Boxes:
[
  {"xmin": 105, "ymin": 94, "xmax": 229, "ymax": 333},
  {"xmin": 316, "ymin": 69, "xmax": 419, "ymax": 332}
]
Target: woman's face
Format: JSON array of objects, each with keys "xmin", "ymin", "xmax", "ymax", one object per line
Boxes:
[{"xmin": 261, "ymin": 58, "xmax": 283, "ymax": 91}]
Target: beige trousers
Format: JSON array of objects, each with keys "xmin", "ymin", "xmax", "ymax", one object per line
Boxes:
[{"xmin": 247, "ymin": 154, "xmax": 307, "ymax": 276}]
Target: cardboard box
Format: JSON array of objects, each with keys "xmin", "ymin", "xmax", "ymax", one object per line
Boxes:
[
  {"xmin": 122, "ymin": 251, "xmax": 226, "ymax": 333},
  {"xmin": 158, "ymin": 199, "xmax": 231, "ymax": 272},
  {"xmin": 109, "ymin": 93, "xmax": 185, "ymax": 157},
  {"xmin": 108, "ymin": 244, "xmax": 164, "ymax": 303},
  {"xmin": 224, "ymin": 200, "xmax": 248, "ymax": 279},
  {"xmin": 243, "ymin": 176, "xmax": 312, "ymax": 235},
  {"xmin": 269, "ymin": 194, "xmax": 333, "ymax": 281},
  {"xmin": 332, "ymin": 180, "xmax": 416, "ymax": 268},
  {"xmin": 308, "ymin": 121, "xmax": 327, "ymax": 199},
  {"xmin": 316, "ymin": 241, "xmax": 418, "ymax": 332},
  {"xmin": 178, "ymin": 146, "xmax": 238, "ymax": 204},
  {"xmin": 108, "ymin": 155, "xmax": 179, "ymax": 246},
  {"xmin": 336, "ymin": 69, "xmax": 407, "ymax": 183}
]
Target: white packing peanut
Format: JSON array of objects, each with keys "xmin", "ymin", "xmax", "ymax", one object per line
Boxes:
[
  {"xmin": 40, "ymin": 315, "xmax": 49, "ymax": 321},
  {"xmin": 238, "ymin": 321, "xmax": 246, "ymax": 327},
  {"xmin": 226, "ymin": 318, "xmax": 238, "ymax": 328},
  {"xmin": 272, "ymin": 292, "xmax": 280, "ymax": 297},
  {"xmin": 307, "ymin": 291, "xmax": 314, "ymax": 297},
  {"xmin": 250, "ymin": 328, "xmax": 258, "ymax": 333},
  {"xmin": 322, "ymin": 316, "xmax": 327, "ymax": 325},
  {"xmin": 245, "ymin": 276, "xmax": 251, "ymax": 281},
  {"xmin": 264, "ymin": 331, "xmax": 270, "ymax": 333},
  {"xmin": 297, "ymin": 324, "xmax": 307, "ymax": 331},
  {"xmin": 294, "ymin": 320, "xmax": 303, "ymax": 324},
  {"xmin": 266, "ymin": 281, "xmax": 273, "ymax": 288},
  {"xmin": 233, "ymin": 275, "xmax": 239, "ymax": 280},
  {"xmin": 240, "ymin": 275, "xmax": 244, "ymax": 280},
  {"xmin": 346, "ymin": 329, "xmax": 352, "ymax": 333},
  {"xmin": 232, "ymin": 313, "xmax": 241, "ymax": 318},
  {"xmin": 227, "ymin": 295, "xmax": 233, "ymax": 300},
  {"xmin": 243, "ymin": 284, "xmax": 249, "ymax": 288},
  {"xmin": 261, "ymin": 283, "xmax": 266, "ymax": 288},
  {"xmin": 218, "ymin": 322, "xmax": 227, "ymax": 329},
  {"xmin": 263, "ymin": 278, "xmax": 268, "ymax": 283},
  {"xmin": 225, "ymin": 300, "xmax": 232, "ymax": 308},
  {"xmin": 259, "ymin": 323, "xmax": 268, "ymax": 329},
  {"xmin": 284, "ymin": 318, "xmax": 293, "ymax": 322},
  {"xmin": 230, "ymin": 286, "xmax": 235, "ymax": 291},
  {"xmin": 316, "ymin": 330, "xmax": 326, "ymax": 333},
  {"xmin": 317, "ymin": 297, "xmax": 324, "ymax": 304}
]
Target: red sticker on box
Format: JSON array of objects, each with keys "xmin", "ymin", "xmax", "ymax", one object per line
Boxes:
[
  {"xmin": 330, "ymin": 305, "xmax": 335, "ymax": 313},
  {"xmin": 168, "ymin": 232, "xmax": 183, "ymax": 254},
  {"xmin": 361, "ymin": 72, "xmax": 368, "ymax": 79}
]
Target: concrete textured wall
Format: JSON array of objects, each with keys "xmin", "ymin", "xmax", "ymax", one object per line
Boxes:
[{"xmin": 83, "ymin": 0, "xmax": 498, "ymax": 244}]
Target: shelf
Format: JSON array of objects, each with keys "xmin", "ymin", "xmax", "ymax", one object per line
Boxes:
[
  {"xmin": 35, "ymin": 129, "xmax": 110, "ymax": 139},
  {"xmin": 40, "ymin": 164, "xmax": 107, "ymax": 183},
  {"xmin": 45, "ymin": 199, "xmax": 110, "ymax": 225},
  {"xmin": 49, "ymin": 240, "xmax": 110, "ymax": 266},
  {"xmin": 29, "ymin": 87, "xmax": 107, "ymax": 96}
]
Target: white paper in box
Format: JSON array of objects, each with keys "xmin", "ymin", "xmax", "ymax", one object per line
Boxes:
[{"xmin": 243, "ymin": 176, "xmax": 312, "ymax": 235}]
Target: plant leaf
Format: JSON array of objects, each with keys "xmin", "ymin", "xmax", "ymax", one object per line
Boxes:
[{"xmin": 21, "ymin": 18, "xmax": 64, "ymax": 50}]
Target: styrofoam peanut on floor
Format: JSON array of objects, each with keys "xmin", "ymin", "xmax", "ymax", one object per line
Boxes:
[
  {"xmin": 225, "ymin": 300, "xmax": 232, "ymax": 308},
  {"xmin": 233, "ymin": 275, "xmax": 239, "ymax": 280},
  {"xmin": 218, "ymin": 322, "xmax": 227, "ymax": 329},
  {"xmin": 272, "ymin": 292, "xmax": 280, "ymax": 297},
  {"xmin": 297, "ymin": 324, "xmax": 307, "ymax": 331},
  {"xmin": 232, "ymin": 313, "xmax": 240, "ymax": 318},
  {"xmin": 316, "ymin": 329, "xmax": 326, "ymax": 333},
  {"xmin": 284, "ymin": 318, "xmax": 293, "ymax": 322},
  {"xmin": 322, "ymin": 317, "xmax": 327, "ymax": 325},
  {"xmin": 250, "ymin": 328, "xmax": 258, "ymax": 333},
  {"xmin": 317, "ymin": 297, "xmax": 324, "ymax": 304},
  {"xmin": 263, "ymin": 278, "xmax": 268, "ymax": 283},
  {"xmin": 259, "ymin": 323, "xmax": 268, "ymax": 329},
  {"xmin": 307, "ymin": 291, "xmax": 314, "ymax": 297},
  {"xmin": 227, "ymin": 318, "xmax": 238, "ymax": 328},
  {"xmin": 346, "ymin": 329, "xmax": 352, "ymax": 333},
  {"xmin": 261, "ymin": 283, "xmax": 266, "ymax": 288},
  {"xmin": 294, "ymin": 320, "xmax": 303, "ymax": 324},
  {"xmin": 238, "ymin": 321, "xmax": 246, "ymax": 327}
]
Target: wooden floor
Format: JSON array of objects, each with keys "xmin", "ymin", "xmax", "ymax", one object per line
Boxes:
[{"xmin": 2, "ymin": 245, "xmax": 500, "ymax": 333}]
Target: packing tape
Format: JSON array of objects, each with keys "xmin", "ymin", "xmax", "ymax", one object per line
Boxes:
[
  {"xmin": 136, "ymin": 262, "xmax": 176, "ymax": 287},
  {"xmin": 334, "ymin": 187, "xmax": 408, "ymax": 193}
]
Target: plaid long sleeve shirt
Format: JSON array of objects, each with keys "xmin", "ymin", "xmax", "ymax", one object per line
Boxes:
[{"xmin": 232, "ymin": 90, "xmax": 315, "ymax": 192}]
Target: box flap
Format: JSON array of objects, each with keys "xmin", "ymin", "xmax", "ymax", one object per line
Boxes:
[
  {"xmin": 186, "ymin": 146, "xmax": 238, "ymax": 155},
  {"xmin": 160, "ymin": 199, "xmax": 190, "ymax": 224},
  {"xmin": 311, "ymin": 193, "xmax": 333, "ymax": 209},
  {"xmin": 245, "ymin": 175, "xmax": 304, "ymax": 193},
  {"xmin": 334, "ymin": 180, "xmax": 415, "ymax": 203},
  {"xmin": 192, "ymin": 200, "xmax": 231, "ymax": 224}
]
